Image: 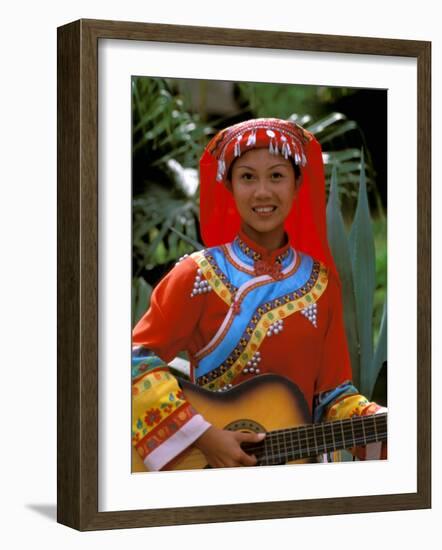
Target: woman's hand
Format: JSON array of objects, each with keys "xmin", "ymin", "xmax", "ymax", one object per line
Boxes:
[{"xmin": 194, "ymin": 426, "xmax": 266, "ymax": 468}]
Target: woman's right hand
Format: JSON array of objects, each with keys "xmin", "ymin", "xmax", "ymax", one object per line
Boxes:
[{"xmin": 194, "ymin": 425, "xmax": 266, "ymax": 468}]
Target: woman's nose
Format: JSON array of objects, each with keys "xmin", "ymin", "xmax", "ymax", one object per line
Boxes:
[{"xmin": 254, "ymin": 179, "xmax": 272, "ymax": 197}]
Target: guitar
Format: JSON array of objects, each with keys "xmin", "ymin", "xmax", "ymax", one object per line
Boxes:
[{"xmin": 132, "ymin": 373, "xmax": 387, "ymax": 472}]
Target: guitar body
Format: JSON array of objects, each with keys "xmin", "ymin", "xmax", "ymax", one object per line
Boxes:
[{"xmin": 132, "ymin": 374, "xmax": 312, "ymax": 472}]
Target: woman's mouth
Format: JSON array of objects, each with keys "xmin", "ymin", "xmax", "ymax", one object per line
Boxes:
[{"xmin": 252, "ymin": 206, "xmax": 277, "ymax": 215}]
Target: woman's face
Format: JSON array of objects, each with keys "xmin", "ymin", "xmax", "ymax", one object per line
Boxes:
[{"xmin": 229, "ymin": 148, "xmax": 297, "ymax": 248}]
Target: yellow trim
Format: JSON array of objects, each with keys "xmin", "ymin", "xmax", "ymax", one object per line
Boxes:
[
  {"xmin": 325, "ymin": 394, "xmax": 371, "ymax": 421},
  {"xmin": 191, "ymin": 251, "xmax": 233, "ymax": 306}
]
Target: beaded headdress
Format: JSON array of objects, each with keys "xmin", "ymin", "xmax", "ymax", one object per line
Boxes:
[
  {"xmin": 199, "ymin": 117, "xmax": 337, "ymax": 274},
  {"xmin": 208, "ymin": 118, "xmax": 310, "ymax": 183}
]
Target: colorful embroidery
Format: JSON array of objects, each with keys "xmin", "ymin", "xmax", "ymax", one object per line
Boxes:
[
  {"xmin": 134, "ymin": 402, "xmax": 196, "ymax": 460},
  {"xmin": 197, "ymin": 262, "xmax": 328, "ymax": 389},
  {"xmin": 325, "ymin": 394, "xmax": 371, "ymax": 420},
  {"xmin": 223, "ymin": 241, "xmax": 298, "ymax": 277},
  {"xmin": 191, "ymin": 250, "xmax": 237, "ymax": 306},
  {"xmin": 132, "ymin": 354, "xmax": 167, "ymax": 381},
  {"xmin": 266, "ymin": 318, "xmax": 284, "ymax": 337},
  {"xmin": 132, "ymin": 365, "xmax": 192, "ymax": 461},
  {"xmin": 235, "ymin": 235, "xmax": 291, "ymax": 264},
  {"xmin": 312, "ymin": 380, "xmax": 358, "ymax": 422}
]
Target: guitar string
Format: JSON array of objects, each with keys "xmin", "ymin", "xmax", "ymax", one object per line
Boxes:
[
  {"xmin": 254, "ymin": 424, "xmax": 387, "ymax": 459},
  {"xmin": 246, "ymin": 417, "xmax": 387, "ymax": 452},
  {"xmin": 256, "ymin": 435, "xmax": 388, "ymax": 465},
  {"xmin": 245, "ymin": 431, "xmax": 388, "ymax": 464},
  {"xmin": 257, "ymin": 413, "xmax": 387, "ymax": 437},
  {"xmin": 257, "ymin": 417, "xmax": 387, "ymax": 451},
  {"xmin": 243, "ymin": 422, "xmax": 387, "ymax": 462},
  {"xmin": 250, "ymin": 430, "xmax": 388, "ymax": 455},
  {"xmin": 245, "ymin": 431, "xmax": 388, "ymax": 458},
  {"xmin": 270, "ymin": 424, "xmax": 386, "ymax": 457}
]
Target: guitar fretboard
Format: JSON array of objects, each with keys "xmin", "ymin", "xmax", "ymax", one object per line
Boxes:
[{"xmin": 243, "ymin": 413, "xmax": 387, "ymax": 465}]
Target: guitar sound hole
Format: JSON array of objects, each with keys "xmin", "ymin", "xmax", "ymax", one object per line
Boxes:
[{"xmin": 224, "ymin": 419, "xmax": 266, "ymax": 433}]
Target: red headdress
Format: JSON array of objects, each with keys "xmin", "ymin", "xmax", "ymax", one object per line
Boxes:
[{"xmin": 199, "ymin": 117, "xmax": 337, "ymax": 274}]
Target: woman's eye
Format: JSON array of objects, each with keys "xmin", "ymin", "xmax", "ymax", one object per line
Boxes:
[
  {"xmin": 240, "ymin": 172, "xmax": 254, "ymax": 181},
  {"xmin": 271, "ymin": 172, "xmax": 284, "ymax": 180}
]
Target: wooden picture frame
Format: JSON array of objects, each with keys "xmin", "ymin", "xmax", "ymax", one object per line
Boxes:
[{"xmin": 57, "ymin": 18, "xmax": 431, "ymax": 531}]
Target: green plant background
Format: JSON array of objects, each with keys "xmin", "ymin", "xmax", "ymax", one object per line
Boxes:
[{"xmin": 132, "ymin": 77, "xmax": 387, "ymax": 406}]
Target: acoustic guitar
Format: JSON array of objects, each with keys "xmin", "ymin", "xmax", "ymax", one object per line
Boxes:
[{"xmin": 132, "ymin": 373, "xmax": 387, "ymax": 472}]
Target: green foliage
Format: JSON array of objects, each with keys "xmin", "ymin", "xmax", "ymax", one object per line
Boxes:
[
  {"xmin": 326, "ymin": 167, "xmax": 360, "ymax": 384},
  {"xmin": 237, "ymin": 82, "xmax": 355, "ymax": 120},
  {"xmin": 132, "ymin": 77, "xmax": 211, "ymax": 168},
  {"xmin": 132, "ymin": 77, "xmax": 209, "ymax": 309},
  {"xmin": 326, "ymin": 153, "xmax": 387, "ymax": 398},
  {"xmin": 133, "ymin": 183, "xmax": 201, "ymax": 274}
]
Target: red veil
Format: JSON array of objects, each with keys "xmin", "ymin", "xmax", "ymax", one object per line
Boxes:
[{"xmin": 199, "ymin": 118, "xmax": 338, "ymax": 277}]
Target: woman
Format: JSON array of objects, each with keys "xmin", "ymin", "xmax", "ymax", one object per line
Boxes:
[{"xmin": 132, "ymin": 118, "xmax": 386, "ymax": 471}]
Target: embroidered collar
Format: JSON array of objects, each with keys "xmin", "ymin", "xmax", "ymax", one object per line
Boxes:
[
  {"xmin": 234, "ymin": 229, "xmax": 291, "ymax": 265},
  {"xmin": 231, "ymin": 230, "xmax": 293, "ymax": 280}
]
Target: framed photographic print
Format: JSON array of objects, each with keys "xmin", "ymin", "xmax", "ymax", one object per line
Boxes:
[{"xmin": 57, "ymin": 19, "xmax": 431, "ymax": 530}]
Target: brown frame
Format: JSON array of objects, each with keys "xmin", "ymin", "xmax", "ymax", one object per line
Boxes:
[{"xmin": 57, "ymin": 18, "xmax": 431, "ymax": 531}]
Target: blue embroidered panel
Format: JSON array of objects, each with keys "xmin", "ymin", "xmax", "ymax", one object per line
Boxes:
[{"xmin": 197, "ymin": 252, "xmax": 315, "ymax": 377}]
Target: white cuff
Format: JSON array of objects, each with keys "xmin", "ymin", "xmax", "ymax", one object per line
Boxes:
[{"xmin": 144, "ymin": 414, "xmax": 211, "ymax": 471}]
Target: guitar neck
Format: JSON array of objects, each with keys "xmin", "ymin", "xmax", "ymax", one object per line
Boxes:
[{"xmin": 246, "ymin": 413, "xmax": 388, "ymax": 466}]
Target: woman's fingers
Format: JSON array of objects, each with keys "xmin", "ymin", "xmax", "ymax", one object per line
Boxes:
[
  {"xmin": 236, "ymin": 431, "xmax": 266, "ymax": 443},
  {"xmin": 235, "ymin": 431, "xmax": 266, "ymax": 466},
  {"xmin": 195, "ymin": 426, "xmax": 267, "ymax": 468}
]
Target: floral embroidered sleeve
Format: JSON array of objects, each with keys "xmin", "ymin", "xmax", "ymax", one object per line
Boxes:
[
  {"xmin": 313, "ymin": 383, "xmax": 387, "ymax": 460},
  {"xmin": 131, "ymin": 257, "xmax": 211, "ymax": 471}
]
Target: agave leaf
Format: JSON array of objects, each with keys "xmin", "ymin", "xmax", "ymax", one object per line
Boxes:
[
  {"xmin": 326, "ymin": 166, "xmax": 360, "ymax": 387},
  {"xmin": 369, "ymin": 300, "xmax": 387, "ymax": 399},
  {"xmin": 132, "ymin": 277, "xmax": 153, "ymax": 327},
  {"xmin": 328, "ymin": 161, "xmax": 365, "ymax": 175},
  {"xmin": 348, "ymin": 151, "xmax": 376, "ymax": 396},
  {"xmin": 325, "ymin": 149, "xmax": 361, "ymax": 162}
]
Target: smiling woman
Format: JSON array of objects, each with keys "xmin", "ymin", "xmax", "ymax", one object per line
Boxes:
[{"xmin": 131, "ymin": 118, "xmax": 387, "ymax": 471}]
